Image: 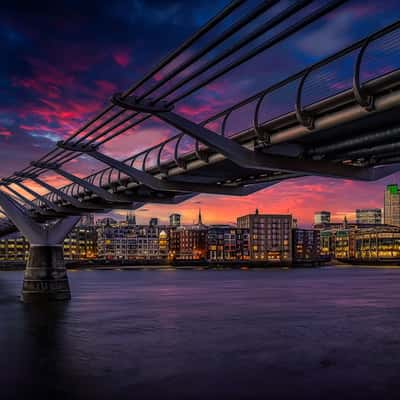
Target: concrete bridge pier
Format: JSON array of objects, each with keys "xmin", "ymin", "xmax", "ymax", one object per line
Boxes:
[
  {"xmin": 22, "ymin": 245, "xmax": 71, "ymax": 302},
  {"xmin": 0, "ymin": 190, "xmax": 80, "ymax": 302}
]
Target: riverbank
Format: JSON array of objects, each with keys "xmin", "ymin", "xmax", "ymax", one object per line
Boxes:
[{"xmin": 2, "ymin": 258, "xmax": 398, "ymax": 271}]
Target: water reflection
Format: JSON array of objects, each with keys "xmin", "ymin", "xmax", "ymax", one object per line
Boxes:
[{"xmin": 1, "ymin": 268, "xmax": 400, "ymax": 399}]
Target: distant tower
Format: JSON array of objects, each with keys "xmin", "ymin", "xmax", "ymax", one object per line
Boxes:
[
  {"xmin": 126, "ymin": 211, "xmax": 136, "ymax": 225},
  {"xmin": 255, "ymin": 208, "xmax": 259, "ymax": 215},
  {"xmin": 169, "ymin": 213, "xmax": 181, "ymax": 227},
  {"xmin": 314, "ymin": 211, "xmax": 331, "ymax": 225},
  {"xmin": 79, "ymin": 213, "xmax": 94, "ymax": 226},
  {"xmin": 149, "ymin": 217, "xmax": 158, "ymax": 226},
  {"xmin": 384, "ymin": 184, "xmax": 400, "ymax": 226},
  {"xmin": 198, "ymin": 209, "xmax": 203, "ymax": 225}
]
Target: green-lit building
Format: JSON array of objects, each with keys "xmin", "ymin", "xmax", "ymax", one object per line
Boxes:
[{"xmin": 384, "ymin": 184, "xmax": 400, "ymax": 227}]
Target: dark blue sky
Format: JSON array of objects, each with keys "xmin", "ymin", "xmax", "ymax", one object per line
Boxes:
[{"xmin": 1, "ymin": 0, "xmax": 400, "ymax": 224}]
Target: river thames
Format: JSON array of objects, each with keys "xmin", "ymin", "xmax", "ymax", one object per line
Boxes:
[{"xmin": 1, "ymin": 267, "xmax": 400, "ymax": 399}]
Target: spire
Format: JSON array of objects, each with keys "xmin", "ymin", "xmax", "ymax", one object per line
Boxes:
[
  {"xmin": 198, "ymin": 208, "xmax": 203, "ymax": 225},
  {"xmin": 255, "ymin": 208, "xmax": 259, "ymax": 215}
]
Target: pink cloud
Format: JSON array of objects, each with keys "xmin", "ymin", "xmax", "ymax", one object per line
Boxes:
[
  {"xmin": 119, "ymin": 174, "xmax": 394, "ymax": 228},
  {"xmin": 102, "ymin": 125, "xmax": 174, "ymax": 160},
  {"xmin": 113, "ymin": 50, "xmax": 131, "ymax": 67},
  {"xmin": 0, "ymin": 129, "xmax": 13, "ymax": 138},
  {"xmin": 154, "ymin": 71, "xmax": 164, "ymax": 82},
  {"xmin": 95, "ymin": 80, "xmax": 117, "ymax": 96},
  {"xmin": 176, "ymin": 103, "xmax": 215, "ymax": 118}
]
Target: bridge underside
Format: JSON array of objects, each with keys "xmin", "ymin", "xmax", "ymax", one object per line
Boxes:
[{"xmin": 1, "ymin": 74, "xmax": 400, "ymax": 232}]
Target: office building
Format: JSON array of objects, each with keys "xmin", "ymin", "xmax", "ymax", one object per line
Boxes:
[
  {"xmin": 354, "ymin": 226, "xmax": 400, "ymax": 261},
  {"xmin": 63, "ymin": 226, "xmax": 97, "ymax": 260},
  {"xmin": 79, "ymin": 213, "xmax": 95, "ymax": 227},
  {"xmin": 97, "ymin": 222, "xmax": 168, "ymax": 260},
  {"xmin": 96, "ymin": 217, "xmax": 118, "ymax": 226},
  {"xmin": 0, "ymin": 235, "xmax": 29, "ymax": 262},
  {"xmin": 169, "ymin": 213, "xmax": 181, "ymax": 227},
  {"xmin": 237, "ymin": 209, "xmax": 292, "ymax": 262},
  {"xmin": 0, "ymin": 225, "xmax": 97, "ymax": 262},
  {"xmin": 207, "ymin": 225, "xmax": 250, "ymax": 261},
  {"xmin": 384, "ymin": 184, "xmax": 400, "ymax": 226},
  {"xmin": 149, "ymin": 218, "xmax": 158, "ymax": 226},
  {"xmin": 126, "ymin": 211, "xmax": 136, "ymax": 226},
  {"xmin": 314, "ymin": 211, "xmax": 331, "ymax": 225},
  {"xmin": 334, "ymin": 229, "xmax": 354, "ymax": 259},
  {"xmin": 292, "ymin": 229, "xmax": 320, "ymax": 264},
  {"xmin": 356, "ymin": 208, "xmax": 382, "ymax": 224},
  {"xmin": 169, "ymin": 210, "xmax": 207, "ymax": 260}
]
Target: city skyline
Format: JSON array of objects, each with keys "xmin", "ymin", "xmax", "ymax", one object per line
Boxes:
[{"xmin": 108, "ymin": 176, "xmax": 392, "ymax": 227}]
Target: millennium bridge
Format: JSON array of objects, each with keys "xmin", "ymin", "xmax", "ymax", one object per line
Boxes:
[{"xmin": 1, "ymin": 0, "xmax": 400, "ymax": 301}]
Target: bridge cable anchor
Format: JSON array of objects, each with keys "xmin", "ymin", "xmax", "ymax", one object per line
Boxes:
[{"xmin": 111, "ymin": 93, "xmax": 174, "ymax": 114}]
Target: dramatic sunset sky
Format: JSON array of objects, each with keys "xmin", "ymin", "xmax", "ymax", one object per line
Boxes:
[{"xmin": 1, "ymin": 0, "xmax": 400, "ymax": 226}]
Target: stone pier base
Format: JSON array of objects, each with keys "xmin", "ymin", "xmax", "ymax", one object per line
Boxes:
[{"xmin": 21, "ymin": 245, "xmax": 71, "ymax": 302}]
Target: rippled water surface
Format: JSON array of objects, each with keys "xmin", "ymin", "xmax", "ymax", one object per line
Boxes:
[{"xmin": 1, "ymin": 267, "xmax": 400, "ymax": 399}]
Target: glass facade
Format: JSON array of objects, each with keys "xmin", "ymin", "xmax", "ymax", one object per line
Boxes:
[
  {"xmin": 355, "ymin": 229, "xmax": 400, "ymax": 260},
  {"xmin": 356, "ymin": 209, "xmax": 382, "ymax": 225},
  {"xmin": 384, "ymin": 184, "xmax": 400, "ymax": 226}
]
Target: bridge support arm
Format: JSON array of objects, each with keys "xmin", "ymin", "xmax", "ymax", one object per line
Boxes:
[
  {"xmin": 27, "ymin": 175, "xmax": 106, "ymax": 211},
  {"xmin": 2, "ymin": 184, "xmax": 42, "ymax": 213},
  {"xmin": 13, "ymin": 181, "xmax": 66, "ymax": 214},
  {"xmin": 30, "ymin": 163, "xmax": 130, "ymax": 204},
  {"xmin": 0, "ymin": 189, "xmax": 45, "ymax": 244},
  {"xmin": 0, "ymin": 190, "xmax": 80, "ymax": 302},
  {"xmin": 46, "ymin": 215, "xmax": 81, "ymax": 245}
]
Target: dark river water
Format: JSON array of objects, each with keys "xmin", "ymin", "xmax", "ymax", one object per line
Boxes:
[{"xmin": 1, "ymin": 267, "xmax": 400, "ymax": 400}]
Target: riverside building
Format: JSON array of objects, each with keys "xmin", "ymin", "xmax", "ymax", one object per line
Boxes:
[
  {"xmin": 292, "ymin": 228, "xmax": 320, "ymax": 265},
  {"xmin": 63, "ymin": 225, "xmax": 97, "ymax": 260},
  {"xmin": 237, "ymin": 209, "xmax": 292, "ymax": 262},
  {"xmin": 0, "ymin": 235, "xmax": 29, "ymax": 262},
  {"xmin": 169, "ymin": 213, "xmax": 181, "ymax": 227},
  {"xmin": 97, "ymin": 221, "xmax": 168, "ymax": 261},
  {"xmin": 207, "ymin": 225, "xmax": 250, "ymax": 261},
  {"xmin": 314, "ymin": 211, "xmax": 331, "ymax": 225},
  {"xmin": 314, "ymin": 216, "xmax": 400, "ymax": 262},
  {"xmin": 356, "ymin": 208, "xmax": 382, "ymax": 224},
  {"xmin": 169, "ymin": 210, "xmax": 207, "ymax": 261},
  {"xmin": 0, "ymin": 224, "xmax": 97, "ymax": 262},
  {"xmin": 384, "ymin": 184, "xmax": 400, "ymax": 226}
]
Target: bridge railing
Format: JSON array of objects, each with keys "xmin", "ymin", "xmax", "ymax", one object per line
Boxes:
[{"xmin": 33, "ymin": 21, "xmax": 400, "ymax": 207}]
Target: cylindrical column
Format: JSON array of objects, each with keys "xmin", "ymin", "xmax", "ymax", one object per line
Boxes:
[{"xmin": 21, "ymin": 245, "xmax": 71, "ymax": 302}]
